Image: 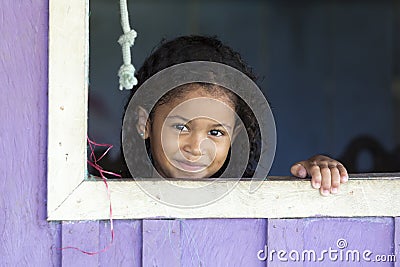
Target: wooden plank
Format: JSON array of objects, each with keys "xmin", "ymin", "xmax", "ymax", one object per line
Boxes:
[
  {"xmin": 0, "ymin": 1, "xmax": 62, "ymax": 265},
  {"xmin": 47, "ymin": 0, "xmax": 89, "ymax": 215},
  {"xmin": 395, "ymin": 217, "xmax": 400, "ymax": 267},
  {"xmin": 142, "ymin": 219, "xmax": 267, "ymax": 266},
  {"xmin": 61, "ymin": 221, "xmax": 100, "ymax": 265},
  {"xmin": 268, "ymin": 218, "xmax": 394, "ymax": 266},
  {"xmin": 265, "ymin": 219, "xmax": 305, "ymax": 266},
  {"xmin": 98, "ymin": 220, "xmax": 142, "ymax": 266},
  {"xmin": 180, "ymin": 219, "xmax": 267, "ymax": 267},
  {"xmin": 49, "ymin": 175, "xmax": 400, "ymax": 220},
  {"xmin": 142, "ymin": 219, "xmax": 182, "ymax": 266}
]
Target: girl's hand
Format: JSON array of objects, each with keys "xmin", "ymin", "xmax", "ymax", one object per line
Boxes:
[{"xmin": 290, "ymin": 155, "xmax": 349, "ymax": 196}]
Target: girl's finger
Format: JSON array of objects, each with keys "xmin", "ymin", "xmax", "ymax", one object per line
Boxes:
[
  {"xmin": 329, "ymin": 166, "xmax": 341, "ymax": 194},
  {"xmin": 337, "ymin": 164, "xmax": 348, "ymax": 183},
  {"xmin": 290, "ymin": 162, "xmax": 307, "ymax": 178},
  {"xmin": 319, "ymin": 165, "xmax": 332, "ymax": 196},
  {"xmin": 309, "ymin": 165, "xmax": 322, "ymax": 189}
]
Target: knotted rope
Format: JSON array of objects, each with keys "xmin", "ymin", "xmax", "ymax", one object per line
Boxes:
[{"xmin": 118, "ymin": 0, "xmax": 137, "ymax": 90}]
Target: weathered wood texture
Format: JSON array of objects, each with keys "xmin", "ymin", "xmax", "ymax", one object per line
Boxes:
[
  {"xmin": 143, "ymin": 220, "xmax": 182, "ymax": 266},
  {"xmin": 50, "ymin": 177, "xmax": 400, "ymax": 220},
  {"xmin": 179, "ymin": 219, "xmax": 267, "ymax": 267},
  {"xmin": 47, "ymin": 0, "xmax": 89, "ymax": 215},
  {"xmin": 61, "ymin": 220, "xmax": 142, "ymax": 266},
  {"xmin": 0, "ymin": 1, "xmax": 60, "ymax": 266},
  {"xmin": 142, "ymin": 219, "xmax": 267, "ymax": 267},
  {"xmin": 268, "ymin": 218, "xmax": 394, "ymax": 266}
]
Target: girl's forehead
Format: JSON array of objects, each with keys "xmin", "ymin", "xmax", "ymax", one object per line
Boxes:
[
  {"xmin": 159, "ymin": 95, "xmax": 238, "ymax": 126},
  {"xmin": 172, "ymin": 85, "xmax": 236, "ymax": 108},
  {"xmin": 173, "ymin": 97, "xmax": 234, "ymax": 114}
]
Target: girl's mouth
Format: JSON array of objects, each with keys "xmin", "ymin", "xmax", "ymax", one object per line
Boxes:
[{"xmin": 174, "ymin": 160, "xmax": 208, "ymax": 172}]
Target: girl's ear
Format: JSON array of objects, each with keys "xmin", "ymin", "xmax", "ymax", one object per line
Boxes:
[{"xmin": 136, "ymin": 106, "xmax": 151, "ymax": 139}]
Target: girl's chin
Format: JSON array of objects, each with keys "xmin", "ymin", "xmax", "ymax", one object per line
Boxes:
[
  {"xmin": 169, "ymin": 169, "xmax": 211, "ymax": 179},
  {"xmin": 153, "ymin": 165, "xmax": 213, "ymax": 179}
]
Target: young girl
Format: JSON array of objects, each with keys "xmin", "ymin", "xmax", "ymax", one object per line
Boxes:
[{"xmin": 122, "ymin": 35, "xmax": 348, "ymax": 196}]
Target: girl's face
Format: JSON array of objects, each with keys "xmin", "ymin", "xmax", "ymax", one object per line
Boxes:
[{"xmin": 144, "ymin": 87, "xmax": 238, "ymax": 179}]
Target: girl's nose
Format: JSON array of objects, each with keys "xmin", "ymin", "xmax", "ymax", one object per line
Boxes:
[{"xmin": 180, "ymin": 133, "xmax": 205, "ymax": 157}]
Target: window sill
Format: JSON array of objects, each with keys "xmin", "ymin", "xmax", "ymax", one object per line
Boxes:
[{"xmin": 48, "ymin": 173, "xmax": 400, "ymax": 221}]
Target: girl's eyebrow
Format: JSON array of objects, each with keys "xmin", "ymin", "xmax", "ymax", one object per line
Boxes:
[
  {"xmin": 165, "ymin": 115, "xmax": 189, "ymax": 121},
  {"xmin": 210, "ymin": 123, "xmax": 232, "ymax": 130},
  {"xmin": 166, "ymin": 115, "xmax": 232, "ymax": 130}
]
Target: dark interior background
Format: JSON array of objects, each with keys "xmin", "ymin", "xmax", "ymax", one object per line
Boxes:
[{"xmin": 88, "ymin": 0, "xmax": 400, "ymax": 176}]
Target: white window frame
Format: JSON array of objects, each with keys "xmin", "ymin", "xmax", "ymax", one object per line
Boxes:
[{"xmin": 47, "ymin": 0, "xmax": 400, "ymax": 221}]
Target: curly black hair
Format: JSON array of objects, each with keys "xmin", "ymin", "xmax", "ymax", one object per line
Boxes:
[{"xmin": 121, "ymin": 35, "xmax": 263, "ymax": 178}]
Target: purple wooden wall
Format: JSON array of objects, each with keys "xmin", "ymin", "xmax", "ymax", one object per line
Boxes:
[{"xmin": 1, "ymin": 1, "xmax": 399, "ymax": 266}]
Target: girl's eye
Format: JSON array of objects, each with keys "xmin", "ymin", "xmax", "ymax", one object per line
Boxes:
[
  {"xmin": 174, "ymin": 124, "xmax": 188, "ymax": 132},
  {"xmin": 209, "ymin": 129, "xmax": 224, "ymax": 137}
]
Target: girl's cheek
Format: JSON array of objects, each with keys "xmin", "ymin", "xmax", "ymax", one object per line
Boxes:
[
  {"xmin": 211, "ymin": 147, "xmax": 229, "ymax": 171},
  {"xmin": 161, "ymin": 130, "xmax": 179, "ymax": 152},
  {"xmin": 214, "ymin": 140, "xmax": 230, "ymax": 159}
]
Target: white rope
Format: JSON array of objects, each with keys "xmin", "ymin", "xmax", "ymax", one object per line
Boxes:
[{"xmin": 118, "ymin": 0, "xmax": 137, "ymax": 90}]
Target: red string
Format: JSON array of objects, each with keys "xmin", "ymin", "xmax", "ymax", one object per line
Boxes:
[{"xmin": 59, "ymin": 136, "xmax": 121, "ymax": 255}]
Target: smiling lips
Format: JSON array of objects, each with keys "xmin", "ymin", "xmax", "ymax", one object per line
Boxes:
[{"xmin": 174, "ymin": 160, "xmax": 208, "ymax": 172}]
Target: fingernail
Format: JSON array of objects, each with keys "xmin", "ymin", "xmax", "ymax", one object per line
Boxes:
[
  {"xmin": 342, "ymin": 176, "xmax": 348, "ymax": 182},
  {"xmin": 331, "ymin": 187, "xmax": 338, "ymax": 194},
  {"xmin": 322, "ymin": 189, "xmax": 330, "ymax": 196},
  {"xmin": 313, "ymin": 182, "xmax": 321, "ymax": 189}
]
